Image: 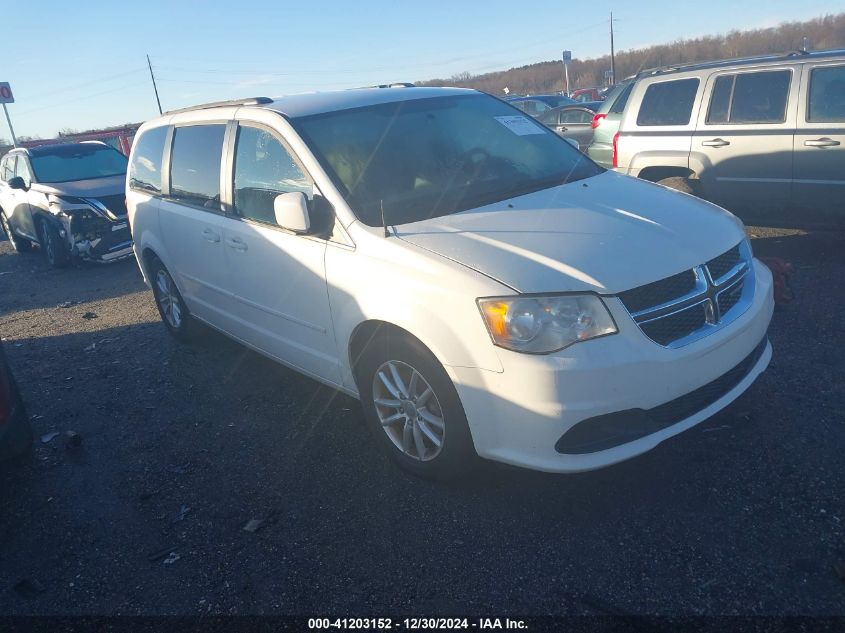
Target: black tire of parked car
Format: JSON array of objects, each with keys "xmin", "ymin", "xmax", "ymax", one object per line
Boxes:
[
  {"xmin": 0, "ymin": 211, "xmax": 33, "ymax": 253},
  {"xmin": 148, "ymin": 257, "xmax": 198, "ymax": 341},
  {"xmin": 357, "ymin": 331, "xmax": 477, "ymax": 480},
  {"xmin": 38, "ymin": 220, "xmax": 70, "ymax": 268},
  {"xmin": 657, "ymin": 176, "xmax": 705, "ymax": 199}
]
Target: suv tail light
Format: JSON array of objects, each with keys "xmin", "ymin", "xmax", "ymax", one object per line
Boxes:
[
  {"xmin": 612, "ymin": 132, "xmax": 621, "ymax": 168},
  {"xmin": 591, "ymin": 113, "xmax": 606, "ymax": 129}
]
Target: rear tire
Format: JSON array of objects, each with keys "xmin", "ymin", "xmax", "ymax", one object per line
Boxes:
[
  {"xmin": 0, "ymin": 211, "xmax": 33, "ymax": 253},
  {"xmin": 357, "ymin": 331, "xmax": 476, "ymax": 480},
  {"xmin": 657, "ymin": 176, "xmax": 704, "ymax": 199},
  {"xmin": 38, "ymin": 220, "xmax": 70, "ymax": 268},
  {"xmin": 149, "ymin": 257, "xmax": 196, "ymax": 341}
]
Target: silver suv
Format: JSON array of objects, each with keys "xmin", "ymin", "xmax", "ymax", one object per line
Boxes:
[
  {"xmin": 0, "ymin": 142, "xmax": 132, "ymax": 266},
  {"xmin": 610, "ymin": 49, "xmax": 845, "ymax": 225}
]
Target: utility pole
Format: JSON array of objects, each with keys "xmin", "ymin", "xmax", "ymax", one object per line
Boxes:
[
  {"xmin": 147, "ymin": 54, "xmax": 163, "ymax": 115},
  {"xmin": 610, "ymin": 11, "xmax": 616, "ymax": 86}
]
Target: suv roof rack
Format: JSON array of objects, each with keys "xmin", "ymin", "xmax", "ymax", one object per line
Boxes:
[
  {"xmin": 359, "ymin": 83, "xmax": 415, "ymax": 89},
  {"xmin": 639, "ymin": 48, "xmax": 845, "ymax": 78},
  {"xmin": 164, "ymin": 97, "xmax": 273, "ymax": 116}
]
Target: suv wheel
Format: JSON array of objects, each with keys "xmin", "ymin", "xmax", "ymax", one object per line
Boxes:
[
  {"xmin": 358, "ymin": 333, "xmax": 476, "ymax": 480},
  {"xmin": 1, "ymin": 212, "xmax": 33, "ymax": 253},
  {"xmin": 150, "ymin": 258, "xmax": 195, "ymax": 340},
  {"xmin": 38, "ymin": 220, "xmax": 70, "ymax": 268},
  {"xmin": 657, "ymin": 176, "xmax": 704, "ymax": 199}
]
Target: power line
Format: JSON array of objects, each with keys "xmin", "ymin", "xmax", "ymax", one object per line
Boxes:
[{"xmin": 14, "ymin": 80, "xmax": 148, "ymax": 117}]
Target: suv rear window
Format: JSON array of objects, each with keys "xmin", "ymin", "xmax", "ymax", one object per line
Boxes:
[
  {"xmin": 608, "ymin": 82, "xmax": 634, "ymax": 114},
  {"xmin": 636, "ymin": 78, "xmax": 699, "ymax": 126},
  {"xmin": 129, "ymin": 126, "xmax": 168, "ymax": 194},
  {"xmin": 169, "ymin": 125, "xmax": 226, "ymax": 209},
  {"xmin": 808, "ymin": 65, "xmax": 845, "ymax": 122},
  {"xmin": 707, "ymin": 70, "xmax": 791, "ymax": 124}
]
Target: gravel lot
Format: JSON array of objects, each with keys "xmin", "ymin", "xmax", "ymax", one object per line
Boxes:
[{"xmin": 0, "ymin": 226, "xmax": 843, "ymax": 617}]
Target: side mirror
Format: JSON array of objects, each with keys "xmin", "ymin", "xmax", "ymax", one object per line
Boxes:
[
  {"xmin": 273, "ymin": 191, "xmax": 310, "ymax": 234},
  {"xmin": 7, "ymin": 176, "xmax": 26, "ymax": 190}
]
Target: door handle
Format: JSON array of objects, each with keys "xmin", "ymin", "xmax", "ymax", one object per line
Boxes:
[
  {"xmin": 804, "ymin": 138, "xmax": 840, "ymax": 148},
  {"xmin": 557, "ymin": 126, "xmax": 568, "ymax": 132},
  {"xmin": 201, "ymin": 228, "xmax": 220, "ymax": 243},
  {"xmin": 226, "ymin": 237, "xmax": 248, "ymax": 252},
  {"xmin": 702, "ymin": 138, "xmax": 730, "ymax": 147}
]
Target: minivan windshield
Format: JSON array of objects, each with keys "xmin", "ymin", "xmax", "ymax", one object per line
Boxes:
[
  {"xmin": 294, "ymin": 94, "xmax": 602, "ymax": 227},
  {"xmin": 29, "ymin": 144, "xmax": 128, "ymax": 184}
]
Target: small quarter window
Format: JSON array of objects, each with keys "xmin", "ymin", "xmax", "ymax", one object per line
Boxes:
[
  {"xmin": 169, "ymin": 125, "xmax": 226, "ymax": 209},
  {"xmin": 808, "ymin": 65, "xmax": 845, "ymax": 122},
  {"xmin": 636, "ymin": 78, "xmax": 699, "ymax": 126},
  {"xmin": 129, "ymin": 126, "xmax": 168, "ymax": 194}
]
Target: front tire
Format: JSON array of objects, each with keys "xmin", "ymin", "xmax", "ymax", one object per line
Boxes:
[
  {"xmin": 357, "ymin": 332, "xmax": 476, "ymax": 480},
  {"xmin": 657, "ymin": 176, "xmax": 705, "ymax": 199},
  {"xmin": 149, "ymin": 258, "xmax": 195, "ymax": 340},
  {"xmin": 38, "ymin": 220, "xmax": 70, "ymax": 268},
  {"xmin": 1, "ymin": 211, "xmax": 33, "ymax": 253}
]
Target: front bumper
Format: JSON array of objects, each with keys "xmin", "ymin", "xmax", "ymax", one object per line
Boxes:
[
  {"xmin": 449, "ymin": 259, "xmax": 774, "ymax": 473},
  {"xmin": 68, "ymin": 217, "xmax": 134, "ymax": 263}
]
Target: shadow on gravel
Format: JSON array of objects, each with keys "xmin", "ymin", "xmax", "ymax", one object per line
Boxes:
[{"xmin": 0, "ymin": 239, "xmax": 145, "ymax": 316}]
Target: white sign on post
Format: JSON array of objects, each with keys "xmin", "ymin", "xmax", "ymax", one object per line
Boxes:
[
  {"xmin": 562, "ymin": 51, "xmax": 572, "ymax": 66},
  {"xmin": 0, "ymin": 83, "xmax": 14, "ymax": 104}
]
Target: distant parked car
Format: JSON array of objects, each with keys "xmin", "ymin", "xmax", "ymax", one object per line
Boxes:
[
  {"xmin": 587, "ymin": 79, "xmax": 635, "ymax": 168},
  {"xmin": 506, "ymin": 94, "xmax": 576, "ymax": 117},
  {"xmin": 537, "ymin": 105, "xmax": 599, "ymax": 150},
  {"xmin": 0, "ymin": 142, "xmax": 133, "ymax": 267},
  {"xmin": 571, "ymin": 87, "xmax": 604, "ymax": 102},
  {"xmin": 608, "ymin": 49, "xmax": 845, "ymax": 225},
  {"xmin": 0, "ymin": 339, "xmax": 32, "ymax": 462}
]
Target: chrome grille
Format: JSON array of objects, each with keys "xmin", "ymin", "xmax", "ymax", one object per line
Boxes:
[{"xmin": 619, "ymin": 241, "xmax": 754, "ymax": 348}]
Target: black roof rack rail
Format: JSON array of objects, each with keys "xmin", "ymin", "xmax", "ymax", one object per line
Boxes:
[{"xmin": 165, "ymin": 97, "xmax": 273, "ymax": 115}]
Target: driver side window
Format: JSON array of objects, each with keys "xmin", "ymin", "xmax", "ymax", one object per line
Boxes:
[
  {"xmin": 14, "ymin": 156, "xmax": 31, "ymax": 187},
  {"xmin": 233, "ymin": 126, "xmax": 312, "ymax": 225}
]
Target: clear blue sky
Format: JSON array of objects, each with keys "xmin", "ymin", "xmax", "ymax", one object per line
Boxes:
[{"xmin": 2, "ymin": 0, "xmax": 841, "ymax": 139}]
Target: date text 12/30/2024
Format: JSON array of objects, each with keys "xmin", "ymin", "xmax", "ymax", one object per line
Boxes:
[{"xmin": 308, "ymin": 618, "xmax": 528, "ymax": 630}]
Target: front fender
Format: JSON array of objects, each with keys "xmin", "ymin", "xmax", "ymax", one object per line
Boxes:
[{"xmin": 325, "ymin": 232, "xmax": 507, "ymax": 392}]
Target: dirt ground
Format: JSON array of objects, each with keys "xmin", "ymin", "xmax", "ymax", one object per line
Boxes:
[{"xmin": 0, "ymin": 226, "xmax": 843, "ymax": 616}]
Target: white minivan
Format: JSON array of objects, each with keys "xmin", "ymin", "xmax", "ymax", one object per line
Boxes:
[{"xmin": 127, "ymin": 87, "xmax": 774, "ymax": 479}]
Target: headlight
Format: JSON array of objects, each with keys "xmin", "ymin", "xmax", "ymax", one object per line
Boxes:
[{"xmin": 478, "ymin": 294, "xmax": 617, "ymax": 353}]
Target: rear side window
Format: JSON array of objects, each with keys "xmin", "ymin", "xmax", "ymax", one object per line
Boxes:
[
  {"xmin": 808, "ymin": 65, "xmax": 845, "ymax": 122},
  {"xmin": 169, "ymin": 125, "xmax": 226, "ymax": 209},
  {"xmin": 636, "ymin": 78, "xmax": 699, "ymax": 126},
  {"xmin": 560, "ymin": 109, "xmax": 593, "ymax": 124},
  {"xmin": 129, "ymin": 126, "xmax": 168, "ymax": 194},
  {"xmin": 707, "ymin": 71, "xmax": 791, "ymax": 124}
]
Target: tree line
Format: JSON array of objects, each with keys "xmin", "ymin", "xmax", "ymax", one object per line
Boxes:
[{"xmin": 417, "ymin": 13, "xmax": 845, "ymax": 94}]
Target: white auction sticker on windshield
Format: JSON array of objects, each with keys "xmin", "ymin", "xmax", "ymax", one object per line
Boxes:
[{"xmin": 494, "ymin": 115, "xmax": 546, "ymax": 135}]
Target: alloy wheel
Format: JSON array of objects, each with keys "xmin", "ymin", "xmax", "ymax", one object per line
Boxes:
[
  {"xmin": 372, "ymin": 360, "xmax": 445, "ymax": 461},
  {"xmin": 155, "ymin": 269, "xmax": 183, "ymax": 329}
]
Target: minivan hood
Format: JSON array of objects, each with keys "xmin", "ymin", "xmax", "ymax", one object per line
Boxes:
[
  {"xmin": 31, "ymin": 174, "xmax": 125, "ymax": 198},
  {"xmin": 395, "ymin": 171, "xmax": 745, "ymax": 295}
]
